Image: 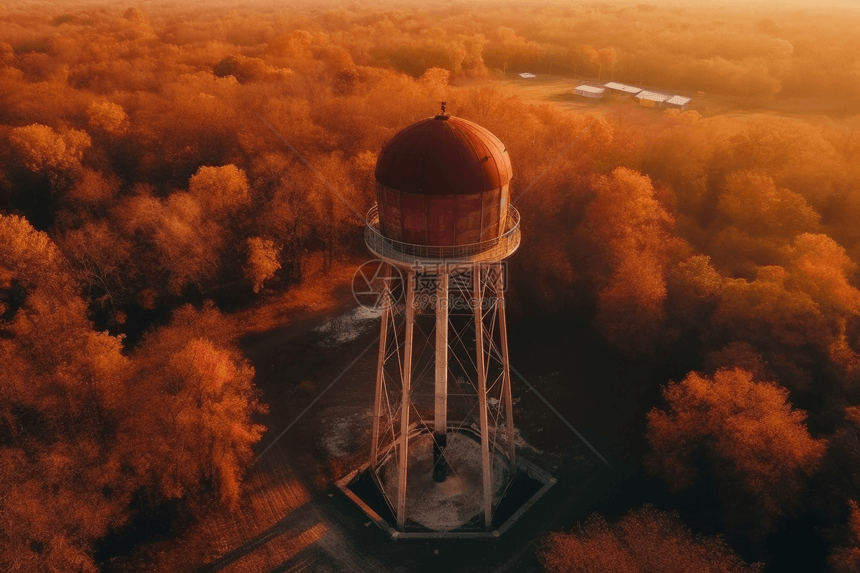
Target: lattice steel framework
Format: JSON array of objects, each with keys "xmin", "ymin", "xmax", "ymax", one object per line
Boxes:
[{"xmin": 367, "ymin": 260, "xmax": 517, "ymax": 531}]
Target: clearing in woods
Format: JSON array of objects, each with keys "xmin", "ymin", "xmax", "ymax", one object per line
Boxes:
[{"xmin": 479, "ymin": 74, "xmax": 852, "ymax": 120}]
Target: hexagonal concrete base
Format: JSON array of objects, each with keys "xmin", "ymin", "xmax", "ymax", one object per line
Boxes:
[{"xmin": 336, "ymin": 429, "xmax": 555, "ymax": 539}]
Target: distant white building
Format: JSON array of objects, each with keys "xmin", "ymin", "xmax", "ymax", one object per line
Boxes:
[
  {"xmin": 636, "ymin": 90, "xmax": 670, "ymax": 108},
  {"xmin": 574, "ymin": 85, "xmax": 605, "ymax": 98},
  {"xmin": 603, "ymin": 82, "xmax": 642, "ymax": 96},
  {"xmin": 665, "ymin": 95, "xmax": 692, "ymax": 110},
  {"xmin": 519, "ymin": 72, "xmax": 536, "ymax": 79}
]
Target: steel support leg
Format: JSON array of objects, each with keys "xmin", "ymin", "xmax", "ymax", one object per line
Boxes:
[
  {"xmin": 396, "ymin": 272, "xmax": 415, "ymax": 530},
  {"xmin": 370, "ymin": 268, "xmax": 391, "ymax": 468},
  {"xmin": 496, "ymin": 262, "xmax": 516, "ymax": 468}
]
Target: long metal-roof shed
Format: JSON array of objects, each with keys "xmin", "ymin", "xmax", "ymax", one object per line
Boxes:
[
  {"xmin": 635, "ymin": 90, "xmax": 669, "ymax": 102},
  {"xmin": 603, "ymin": 82, "xmax": 642, "ymax": 95},
  {"xmin": 574, "ymin": 85, "xmax": 605, "ymax": 98},
  {"xmin": 666, "ymin": 95, "xmax": 692, "ymax": 106}
]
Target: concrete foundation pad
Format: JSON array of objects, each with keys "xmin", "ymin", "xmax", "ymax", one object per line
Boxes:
[{"xmin": 336, "ymin": 428, "xmax": 555, "ymax": 539}]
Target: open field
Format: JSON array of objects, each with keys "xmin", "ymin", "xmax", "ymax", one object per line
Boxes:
[{"xmin": 483, "ymin": 74, "xmax": 854, "ymax": 121}]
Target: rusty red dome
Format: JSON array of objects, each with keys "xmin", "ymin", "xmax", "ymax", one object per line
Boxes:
[
  {"xmin": 375, "ymin": 115, "xmax": 512, "ymax": 196},
  {"xmin": 373, "ymin": 113, "xmax": 513, "ymax": 248}
]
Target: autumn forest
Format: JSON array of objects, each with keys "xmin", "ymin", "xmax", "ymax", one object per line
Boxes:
[{"xmin": 1, "ymin": 0, "xmax": 860, "ymax": 571}]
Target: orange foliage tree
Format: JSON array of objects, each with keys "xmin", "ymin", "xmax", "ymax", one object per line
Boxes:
[
  {"xmin": 538, "ymin": 505, "xmax": 763, "ymax": 573},
  {"xmin": 646, "ymin": 368, "xmax": 826, "ymax": 533},
  {"xmin": 0, "ymin": 214, "xmax": 267, "ymax": 571},
  {"xmin": 8, "ymin": 124, "xmax": 90, "ymax": 188},
  {"xmin": 583, "ymin": 167, "xmax": 676, "ymax": 357},
  {"xmin": 126, "ymin": 303, "xmax": 266, "ymax": 508},
  {"xmin": 86, "ymin": 100, "xmax": 129, "ymax": 136},
  {"xmin": 707, "ymin": 234, "xmax": 860, "ymax": 391},
  {"xmin": 0, "ymin": 214, "xmax": 131, "ymax": 572},
  {"xmin": 830, "ymin": 500, "xmax": 860, "ymax": 573},
  {"xmin": 244, "ymin": 236, "xmax": 282, "ymax": 294}
]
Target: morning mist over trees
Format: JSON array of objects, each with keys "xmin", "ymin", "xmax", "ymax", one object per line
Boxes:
[{"xmin": 1, "ymin": 0, "xmax": 860, "ymax": 571}]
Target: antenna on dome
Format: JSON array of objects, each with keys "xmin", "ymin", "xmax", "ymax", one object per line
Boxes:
[{"xmin": 435, "ymin": 101, "xmax": 449, "ymax": 120}]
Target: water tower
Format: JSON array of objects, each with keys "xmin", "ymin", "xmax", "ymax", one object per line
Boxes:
[{"xmin": 338, "ymin": 104, "xmax": 553, "ymax": 538}]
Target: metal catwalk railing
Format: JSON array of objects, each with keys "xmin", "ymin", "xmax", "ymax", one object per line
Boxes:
[{"xmin": 364, "ymin": 204, "xmax": 521, "ymax": 264}]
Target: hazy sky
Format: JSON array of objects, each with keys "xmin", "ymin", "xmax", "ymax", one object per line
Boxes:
[
  {"xmin": 31, "ymin": 0, "xmax": 855, "ymax": 11},
  {"xmin": 643, "ymin": 0, "xmax": 860, "ymax": 9}
]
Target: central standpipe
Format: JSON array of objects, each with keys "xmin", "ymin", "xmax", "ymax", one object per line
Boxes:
[{"xmin": 433, "ymin": 271, "xmax": 449, "ymax": 482}]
